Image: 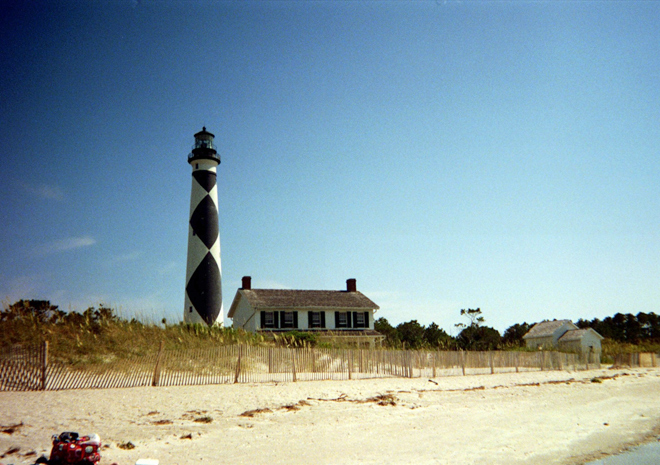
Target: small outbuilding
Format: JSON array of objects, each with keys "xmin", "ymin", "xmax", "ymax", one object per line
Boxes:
[
  {"xmin": 228, "ymin": 277, "xmax": 384, "ymax": 347},
  {"xmin": 522, "ymin": 320, "xmax": 578, "ymax": 350},
  {"xmin": 557, "ymin": 328, "xmax": 604, "ymax": 359},
  {"xmin": 523, "ymin": 319, "xmax": 603, "ymax": 361}
]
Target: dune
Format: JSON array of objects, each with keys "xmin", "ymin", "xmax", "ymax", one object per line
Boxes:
[{"xmin": 1, "ymin": 367, "xmax": 659, "ymax": 465}]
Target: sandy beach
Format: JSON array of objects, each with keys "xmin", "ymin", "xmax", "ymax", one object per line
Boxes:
[{"xmin": 1, "ymin": 367, "xmax": 659, "ymax": 465}]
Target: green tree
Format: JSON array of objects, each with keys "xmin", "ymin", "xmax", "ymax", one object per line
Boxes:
[
  {"xmin": 374, "ymin": 317, "xmax": 399, "ymax": 347},
  {"xmin": 456, "ymin": 308, "xmax": 485, "ymax": 329},
  {"xmin": 502, "ymin": 323, "xmax": 530, "ymax": 347},
  {"xmin": 423, "ymin": 322, "xmax": 453, "ymax": 348},
  {"xmin": 396, "ymin": 320, "xmax": 425, "ymax": 349},
  {"xmin": 1, "ymin": 300, "xmax": 60, "ymax": 323},
  {"xmin": 454, "ymin": 308, "xmax": 501, "ymax": 350},
  {"xmin": 457, "ymin": 325, "xmax": 501, "ymax": 350}
]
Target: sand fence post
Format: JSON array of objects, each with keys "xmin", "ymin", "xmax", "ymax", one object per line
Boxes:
[
  {"xmin": 234, "ymin": 345, "xmax": 242, "ymax": 384},
  {"xmin": 268, "ymin": 348, "xmax": 273, "ymax": 373},
  {"xmin": 151, "ymin": 341, "xmax": 165, "ymax": 387},
  {"xmin": 359, "ymin": 349, "xmax": 363, "ymax": 373},
  {"xmin": 290, "ymin": 348, "xmax": 297, "ymax": 382},
  {"xmin": 489, "ymin": 351, "xmax": 495, "ymax": 374},
  {"xmin": 461, "ymin": 350, "xmax": 466, "ymax": 376},
  {"xmin": 348, "ymin": 350, "xmax": 352, "ymax": 380},
  {"xmin": 311, "ymin": 348, "xmax": 317, "ymax": 373},
  {"xmin": 41, "ymin": 341, "xmax": 49, "ymax": 391}
]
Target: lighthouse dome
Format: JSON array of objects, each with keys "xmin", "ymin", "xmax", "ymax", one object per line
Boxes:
[{"xmin": 189, "ymin": 126, "xmax": 220, "ymax": 164}]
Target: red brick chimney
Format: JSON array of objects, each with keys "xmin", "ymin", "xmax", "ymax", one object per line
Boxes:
[
  {"xmin": 346, "ymin": 278, "xmax": 356, "ymax": 292},
  {"xmin": 241, "ymin": 276, "xmax": 252, "ymax": 290}
]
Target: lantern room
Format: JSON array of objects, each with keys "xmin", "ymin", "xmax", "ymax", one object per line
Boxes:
[{"xmin": 188, "ymin": 126, "xmax": 220, "ymax": 164}]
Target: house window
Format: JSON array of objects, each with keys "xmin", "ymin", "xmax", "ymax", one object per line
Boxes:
[
  {"xmin": 353, "ymin": 311, "xmax": 369, "ymax": 328},
  {"xmin": 265, "ymin": 312, "xmax": 274, "ymax": 327},
  {"xmin": 261, "ymin": 311, "xmax": 277, "ymax": 329},
  {"xmin": 335, "ymin": 311, "xmax": 350, "ymax": 328},
  {"xmin": 280, "ymin": 311, "xmax": 298, "ymax": 329},
  {"xmin": 309, "ymin": 311, "xmax": 325, "ymax": 329}
]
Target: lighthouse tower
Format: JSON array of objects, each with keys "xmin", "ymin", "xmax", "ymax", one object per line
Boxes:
[{"xmin": 184, "ymin": 127, "xmax": 223, "ymax": 326}]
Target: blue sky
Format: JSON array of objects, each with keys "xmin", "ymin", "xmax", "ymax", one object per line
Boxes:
[{"xmin": 1, "ymin": 1, "xmax": 658, "ymax": 334}]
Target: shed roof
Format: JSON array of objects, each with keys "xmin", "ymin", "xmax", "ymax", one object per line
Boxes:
[
  {"xmin": 523, "ymin": 320, "xmax": 576, "ymax": 339},
  {"xmin": 228, "ymin": 289, "xmax": 379, "ymax": 318},
  {"xmin": 558, "ymin": 328, "xmax": 604, "ymax": 342}
]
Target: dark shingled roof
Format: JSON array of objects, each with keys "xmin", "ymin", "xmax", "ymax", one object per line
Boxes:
[
  {"xmin": 523, "ymin": 319, "xmax": 575, "ymax": 339},
  {"xmin": 239, "ymin": 289, "xmax": 379, "ymax": 310},
  {"xmin": 558, "ymin": 328, "xmax": 603, "ymax": 342}
]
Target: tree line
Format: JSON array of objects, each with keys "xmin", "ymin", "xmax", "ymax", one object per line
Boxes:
[
  {"xmin": 375, "ymin": 307, "xmax": 509, "ymax": 351},
  {"xmin": 375, "ymin": 309, "xmax": 660, "ymax": 351}
]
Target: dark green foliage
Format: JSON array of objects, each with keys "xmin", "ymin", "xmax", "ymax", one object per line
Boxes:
[
  {"xmin": 423, "ymin": 323, "xmax": 452, "ymax": 349},
  {"xmin": 396, "ymin": 320, "xmax": 425, "ymax": 349},
  {"xmin": 455, "ymin": 308, "xmax": 500, "ymax": 350},
  {"xmin": 457, "ymin": 308, "xmax": 484, "ymax": 328},
  {"xmin": 502, "ymin": 323, "xmax": 531, "ymax": 347},
  {"xmin": 277, "ymin": 331, "xmax": 318, "ymax": 347},
  {"xmin": 575, "ymin": 312, "xmax": 660, "ymax": 344},
  {"xmin": 374, "ymin": 317, "xmax": 399, "ymax": 346},
  {"xmin": 1, "ymin": 300, "xmax": 61, "ymax": 323},
  {"xmin": 456, "ymin": 325, "xmax": 502, "ymax": 350},
  {"xmin": 375, "ymin": 318, "xmax": 455, "ymax": 349}
]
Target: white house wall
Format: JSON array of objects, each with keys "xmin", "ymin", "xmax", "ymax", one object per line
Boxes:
[
  {"xmin": 525, "ymin": 336, "xmax": 555, "ymax": 350},
  {"xmin": 244, "ymin": 308, "xmax": 374, "ymax": 331},
  {"xmin": 580, "ymin": 331, "xmax": 603, "ymax": 354},
  {"xmin": 552, "ymin": 322, "xmax": 578, "ymax": 345},
  {"xmin": 232, "ymin": 296, "xmax": 259, "ymax": 332},
  {"xmin": 558, "ymin": 340, "xmax": 582, "ymax": 353}
]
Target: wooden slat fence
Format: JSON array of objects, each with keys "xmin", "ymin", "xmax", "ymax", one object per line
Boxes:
[
  {"xmin": 0, "ymin": 343, "xmax": 593, "ymax": 392},
  {"xmin": 613, "ymin": 352, "xmax": 658, "ymax": 368}
]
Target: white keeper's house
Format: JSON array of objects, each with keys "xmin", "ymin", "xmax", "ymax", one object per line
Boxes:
[{"xmin": 228, "ymin": 277, "xmax": 384, "ymax": 346}]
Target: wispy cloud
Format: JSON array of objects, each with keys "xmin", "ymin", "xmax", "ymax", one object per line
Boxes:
[
  {"xmin": 34, "ymin": 235, "xmax": 97, "ymax": 255},
  {"xmin": 23, "ymin": 182, "xmax": 65, "ymax": 201}
]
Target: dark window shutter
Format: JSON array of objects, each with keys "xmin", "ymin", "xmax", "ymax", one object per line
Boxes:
[
  {"xmin": 347, "ymin": 312, "xmax": 352, "ymax": 328},
  {"xmin": 274, "ymin": 311, "xmax": 280, "ymax": 329},
  {"xmin": 364, "ymin": 311, "xmax": 369, "ymax": 328},
  {"xmin": 353, "ymin": 311, "xmax": 358, "ymax": 328},
  {"xmin": 260, "ymin": 311, "xmax": 265, "ymax": 328},
  {"xmin": 293, "ymin": 311, "xmax": 298, "ymax": 328},
  {"xmin": 321, "ymin": 311, "xmax": 326, "ymax": 328},
  {"xmin": 335, "ymin": 311, "xmax": 339, "ymax": 328}
]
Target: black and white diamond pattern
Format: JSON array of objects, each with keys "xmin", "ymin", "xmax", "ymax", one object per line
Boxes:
[
  {"xmin": 185, "ymin": 252, "xmax": 222, "ymax": 325},
  {"xmin": 185, "ymin": 164, "xmax": 222, "ymax": 326}
]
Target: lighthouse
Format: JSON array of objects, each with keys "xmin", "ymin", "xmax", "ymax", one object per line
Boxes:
[{"xmin": 184, "ymin": 127, "xmax": 223, "ymax": 326}]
